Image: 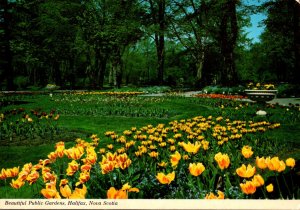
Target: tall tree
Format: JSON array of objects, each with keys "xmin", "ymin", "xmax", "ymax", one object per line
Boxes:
[
  {"xmin": 218, "ymin": 0, "xmax": 239, "ymax": 86},
  {"xmin": 146, "ymin": 0, "xmax": 167, "ymax": 85},
  {"xmin": 168, "ymin": 0, "xmax": 212, "ymax": 87},
  {"xmin": 1, "ymin": 0, "xmax": 15, "ymax": 90},
  {"xmin": 259, "ymin": 0, "xmax": 300, "ymax": 83}
]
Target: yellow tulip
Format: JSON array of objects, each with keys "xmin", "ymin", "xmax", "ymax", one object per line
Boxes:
[
  {"xmin": 236, "ymin": 164, "xmax": 256, "ymax": 178},
  {"xmin": 158, "ymin": 161, "xmax": 168, "ymax": 167},
  {"xmin": 121, "ymin": 183, "xmax": 140, "ymax": 193},
  {"xmin": 285, "ymin": 158, "xmax": 295, "ymax": 168},
  {"xmin": 60, "ymin": 184, "xmax": 72, "ymax": 198},
  {"xmin": 170, "ymin": 151, "xmax": 181, "ymax": 167},
  {"xmin": 149, "ymin": 151, "xmax": 159, "ymax": 158},
  {"xmin": 55, "ymin": 141, "xmax": 65, "ymax": 158},
  {"xmin": 266, "ymin": 183, "xmax": 274, "ymax": 192},
  {"xmin": 156, "ymin": 171, "xmax": 175, "ymax": 185},
  {"xmin": 267, "ymin": 157, "xmax": 285, "ymax": 172},
  {"xmin": 181, "ymin": 141, "xmax": 201, "ymax": 154},
  {"xmin": 205, "ymin": 190, "xmax": 224, "ymax": 199},
  {"xmin": 214, "ymin": 152, "xmax": 230, "ymax": 170},
  {"xmin": 241, "ymin": 145, "xmax": 254, "ymax": 158},
  {"xmin": 64, "ymin": 147, "xmax": 84, "ymax": 160},
  {"xmin": 256, "ymin": 156, "xmax": 267, "ymax": 170},
  {"xmin": 277, "ymin": 160, "xmax": 286, "ymax": 172},
  {"xmin": 189, "ymin": 163, "xmax": 205, "ymax": 177}
]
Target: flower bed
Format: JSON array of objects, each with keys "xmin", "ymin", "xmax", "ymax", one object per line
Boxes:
[
  {"xmin": 0, "ymin": 115, "xmax": 297, "ymax": 199},
  {"xmin": 194, "ymin": 93, "xmax": 247, "ymax": 100}
]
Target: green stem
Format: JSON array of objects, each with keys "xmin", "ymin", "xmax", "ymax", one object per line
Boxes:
[
  {"xmin": 4, "ymin": 179, "xmax": 8, "ymax": 198},
  {"xmin": 289, "ymin": 172, "xmax": 295, "ymax": 198},
  {"xmin": 275, "ymin": 175, "xmax": 283, "ymax": 199},
  {"xmin": 282, "ymin": 174, "xmax": 292, "ymax": 198},
  {"xmin": 261, "ymin": 185, "xmax": 267, "ymax": 199}
]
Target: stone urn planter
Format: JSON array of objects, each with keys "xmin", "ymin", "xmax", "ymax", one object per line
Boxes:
[{"xmin": 244, "ymin": 89, "xmax": 278, "ymax": 103}]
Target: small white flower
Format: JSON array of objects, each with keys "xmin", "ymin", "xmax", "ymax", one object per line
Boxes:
[
  {"xmin": 256, "ymin": 110, "xmax": 267, "ymax": 116},
  {"xmin": 49, "ymin": 93, "xmax": 53, "ymax": 97}
]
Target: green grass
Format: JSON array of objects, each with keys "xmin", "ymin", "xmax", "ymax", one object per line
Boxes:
[
  {"xmin": 0, "ymin": 92, "xmax": 300, "ymax": 199},
  {"xmin": 0, "ymin": 93, "xmax": 299, "ymax": 169}
]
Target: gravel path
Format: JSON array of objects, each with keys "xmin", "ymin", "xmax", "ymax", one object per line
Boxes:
[{"xmin": 141, "ymin": 91, "xmax": 300, "ymax": 106}]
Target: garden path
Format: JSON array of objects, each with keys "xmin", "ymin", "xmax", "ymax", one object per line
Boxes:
[{"xmin": 141, "ymin": 91, "xmax": 300, "ymax": 106}]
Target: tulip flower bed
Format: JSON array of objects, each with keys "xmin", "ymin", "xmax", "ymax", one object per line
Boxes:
[
  {"xmin": 194, "ymin": 93, "xmax": 247, "ymax": 100},
  {"xmin": 0, "ymin": 107, "xmax": 60, "ymax": 145},
  {"xmin": 0, "ymin": 115, "xmax": 298, "ymax": 199},
  {"xmin": 0, "ymin": 93, "xmax": 299, "ymax": 199}
]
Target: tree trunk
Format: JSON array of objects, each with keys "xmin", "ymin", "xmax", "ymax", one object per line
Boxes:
[
  {"xmin": 3, "ymin": 0, "xmax": 14, "ymax": 90},
  {"xmin": 112, "ymin": 49, "xmax": 122, "ymax": 88},
  {"xmin": 196, "ymin": 51, "xmax": 205, "ymax": 82},
  {"xmin": 95, "ymin": 49, "xmax": 107, "ymax": 89},
  {"xmin": 293, "ymin": 0, "xmax": 300, "ymax": 84},
  {"xmin": 219, "ymin": 0, "xmax": 238, "ymax": 86},
  {"xmin": 150, "ymin": 0, "xmax": 165, "ymax": 85}
]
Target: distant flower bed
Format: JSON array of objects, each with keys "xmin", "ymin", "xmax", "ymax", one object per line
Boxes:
[
  {"xmin": 0, "ymin": 108, "xmax": 60, "ymax": 142},
  {"xmin": 194, "ymin": 93, "xmax": 247, "ymax": 100},
  {"xmin": 73, "ymin": 91, "xmax": 144, "ymax": 96},
  {"xmin": 246, "ymin": 82, "xmax": 276, "ymax": 90}
]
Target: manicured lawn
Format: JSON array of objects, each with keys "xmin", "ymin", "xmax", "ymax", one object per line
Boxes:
[{"xmin": 0, "ymin": 92, "xmax": 299, "ymax": 199}]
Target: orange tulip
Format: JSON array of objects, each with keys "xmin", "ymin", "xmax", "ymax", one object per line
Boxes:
[
  {"xmin": 66, "ymin": 160, "xmax": 79, "ymax": 176},
  {"xmin": 241, "ymin": 145, "xmax": 253, "ymax": 158},
  {"xmin": 236, "ymin": 164, "xmax": 256, "ymax": 178},
  {"xmin": 115, "ymin": 153, "xmax": 132, "ymax": 170},
  {"xmin": 170, "ymin": 151, "xmax": 181, "ymax": 167},
  {"xmin": 10, "ymin": 178, "xmax": 25, "ymax": 189},
  {"xmin": 240, "ymin": 181, "xmax": 256, "ymax": 194},
  {"xmin": 214, "ymin": 152, "xmax": 230, "ymax": 170},
  {"xmin": 252, "ymin": 174, "xmax": 264, "ymax": 187},
  {"xmin": 69, "ymin": 184, "xmax": 87, "ymax": 199},
  {"xmin": 189, "ymin": 163, "xmax": 205, "ymax": 177},
  {"xmin": 41, "ymin": 181, "xmax": 61, "ymax": 199},
  {"xmin": 26, "ymin": 171, "xmax": 39, "ymax": 185},
  {"xmin": 81, "ymin": 164, "xmax": 92, "ymax": 172},
  {"xmin": 48, "ymin": 152, "xmax": 58, "ymax": 161},
  {"xmin": 266, "ymin": 157, "xmax": 286, "ymax": 172},
  {"xmin": 43, "ymin": 172, "xmax": 56, "ymax": 183},
  {"xmin": 100, "ymin": 162, "xmax": 115, "ymax": 174},
  {"xmin": 78, "ymin": 171, "xmax": 90, "ymax": 184},
  {"xmin": 107, "ymin": 187, "xmax": 128, "ymax": 199},
  {"xmin": 156, "ymin": 171, "xmax": 175, "ymax": 185}
]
